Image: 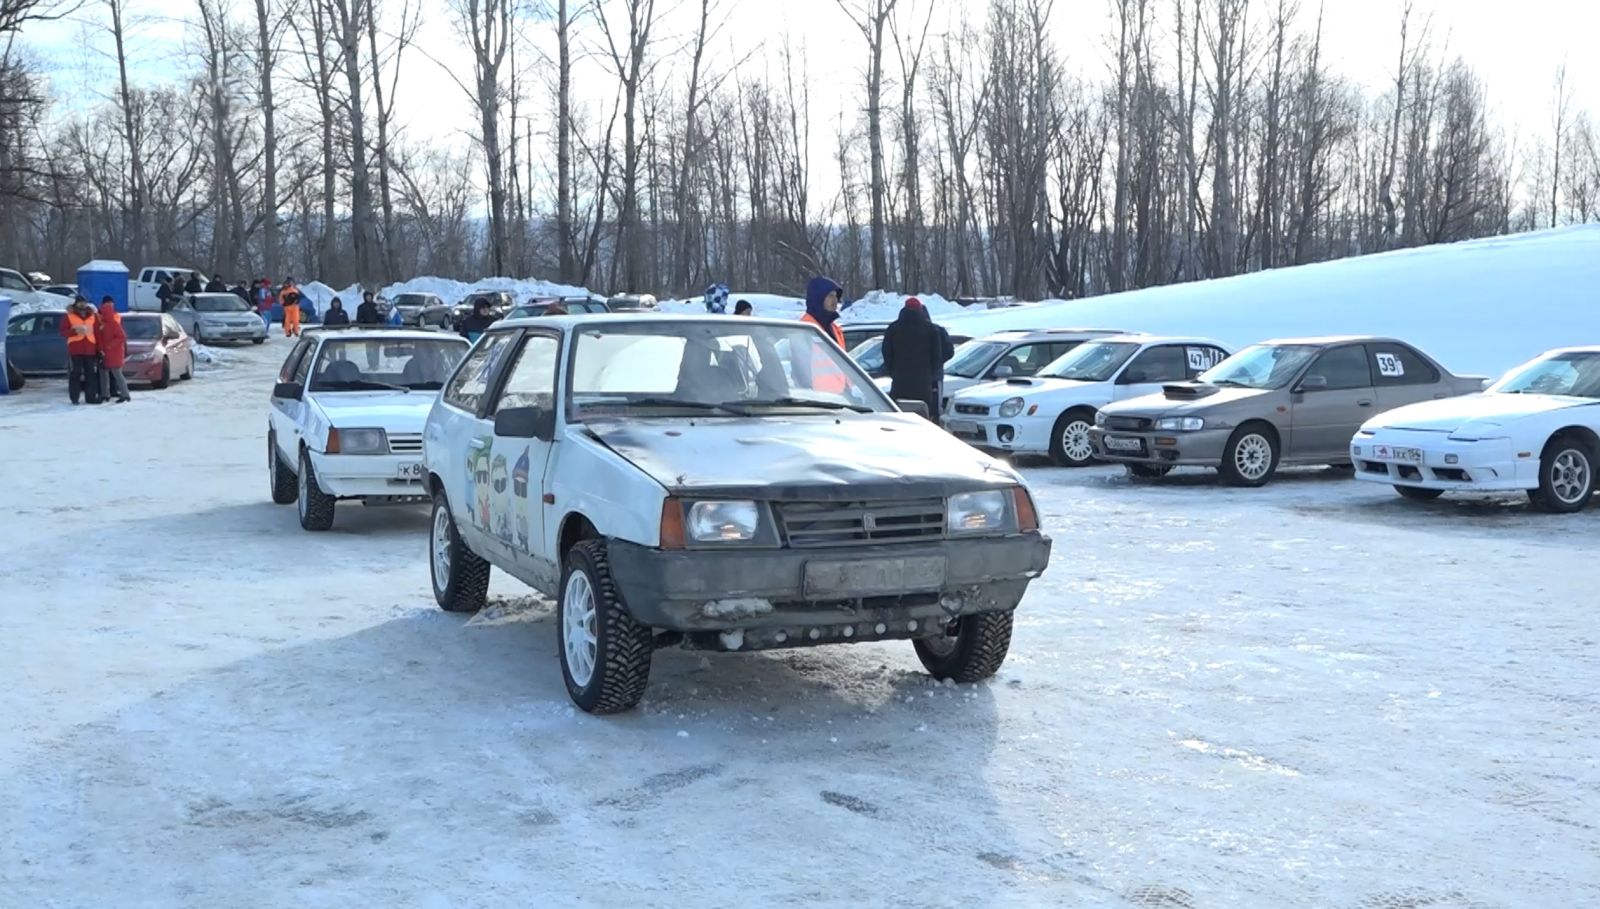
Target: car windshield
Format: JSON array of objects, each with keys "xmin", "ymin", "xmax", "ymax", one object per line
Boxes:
[
  {"xmin": 1489, "ymin": 351, "xmax": 1600, "ymax": 399},
  {"xmin": 309, "ymin": 338, "xmax": 468, "ymax": 391},
  {"xmin": 192, "ymin": 295, "xmax": 249, "ymax": 313},
  {"xmin": 1200, "ymin": 344, "xmax": 1319, "ymax": 389},
  {"xmin": 1041, "ymin": 341, "xmax": 1139, "ymax": 381},
  {"xmin": 123, "ymin": 316, "xmax": 160, "ymax": 340},
  {"xmin": 945, "ymin": 340, "xmax": 1008, "ymax": 378},
  {"xmin": 393, "ymin": 294, "xmax": 432, "ymax": 307},
  {"xmin": 568, "ymin": 321, "xmax": 891, "ymax": 419},
  {"xmin": 850, "ymin": 336, "xmax": 885, "ymax": 373}
]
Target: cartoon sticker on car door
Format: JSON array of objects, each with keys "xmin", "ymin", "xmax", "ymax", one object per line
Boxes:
[{"xmin": 512, "ymin": 447, "xmax": 530, "ymax": 550}]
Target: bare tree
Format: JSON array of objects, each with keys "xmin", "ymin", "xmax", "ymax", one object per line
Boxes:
[
  {"xmin": 106, "ymin": 0, "xmax": 147, "ymax": 264},
  {"xmin": 325, "ymin": 0, "xmax": 379, "ymax": 284},
  {"xmin": 253, "ymin": 0, "xmax": 283, "ymax": 277},
  {"xmin": 456, "ymin": 0, "xmax": 511, "ymax": 275},
  {"xmin": 836, "ymin": 0, "xmax": 897, "ymax": 290},
  {"xmin": 1549, "ymin": 61, "xmax": 1573, "ymax": 228},
  {"xmin": 596, "ymin": 0, "xmax": 658, "ymax": 291},
  {"xmin": 368, "ymin": 0, "xmax": 418, "ymax": 279}
]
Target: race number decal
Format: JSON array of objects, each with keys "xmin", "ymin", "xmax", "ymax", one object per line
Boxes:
[
  {"xmin": 1187, "ymin": 347, "xmax": 1220, "ymax": 371},
  {"xmin": 1375, "ymin": 352, "xmax": 1404, "ymax": 377}
]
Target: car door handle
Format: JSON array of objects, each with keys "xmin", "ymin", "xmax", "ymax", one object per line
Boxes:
[{"xmin": 1357, "ymin": 399, "xmax": 1373, "ymax": 407}]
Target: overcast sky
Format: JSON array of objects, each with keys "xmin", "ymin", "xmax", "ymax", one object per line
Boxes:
[{"xmin": 17, "ymin": 0, "xmax": 1600, "ymax": 200}]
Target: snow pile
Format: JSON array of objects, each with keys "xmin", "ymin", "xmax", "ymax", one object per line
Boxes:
[
  {"xmin": 656, "ymin": 289, "xmax": 965, "ymax": 324},
  {"xmin": 9, "ymin": 299, "xmax": 63, "ymax": 316},
  {"xmin": 658, "ymin": 292, "xmax": 804, "ymax": 318},
  {"xmin": 295, "ymin": 276, "xmax": 596, "ymax": 312},
  {"xmin": 189, "ymin": 343, "xmax": 227, "ymax": 366},
  {"xmin": 936, "ymin": 225, "xmax": 1600, "ymax": 377}
]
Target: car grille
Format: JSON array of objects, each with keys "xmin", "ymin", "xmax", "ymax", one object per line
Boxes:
[
  {"xmin": 1103, "ymin": 415, "xmax": 1152, "ymax": 431},
  {"xmin": 953, "ymin": 403, "xmax": 991, "ymax": 416},
  {"xmin": 777, "ymin": 499, "xmax": 946, "ymax": 548},
  {"xmin": 388, "ymin": 433, "xmax": 423, "ymax": 454}
]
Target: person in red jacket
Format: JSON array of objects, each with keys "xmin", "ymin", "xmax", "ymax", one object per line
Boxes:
[
  {"xmin": 59, "ymin": 296, "xmax": 101, "ymax": 404},
  {"xmin": 97, "ymin": 298, "xmax": 131, "ymax": 403}
]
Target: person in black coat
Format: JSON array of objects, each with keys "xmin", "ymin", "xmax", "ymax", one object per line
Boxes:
[
  {"xmin": 205, "ymin": 273, "xmax": 226, "ymax": 293},
  {"xmin": 184, "ymin": 273, "xmax": 203, "ymax": 294},
  {"xmin": 356, "ymin": 290, "xmax": 382, "ymax": 325},
  {"xmin": 880, "ymin": 297, "xmax": 942, "ymax": 419},
  {"xmin": 322, "ymin": 297, "xmax": 351, "ymax": 326},
  {"xmin": 456, "ymin": 299, "xmax": 498, "ymax": 339}
]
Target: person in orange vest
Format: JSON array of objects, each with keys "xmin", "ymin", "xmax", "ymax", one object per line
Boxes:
[
  {"xmin": 280, "ymin": 276, "xmax": 302, "ymax": 337},
  {"xmin": 795, "ymin": 276, "xmax": 849, "ymax": 394},
  {"xmin": 97, "ymin": 297, "xmax": 132, "ymax": 404},
  {"xmin": 59, "ymin": 296, "xmax": 102, "ymax": 404}
]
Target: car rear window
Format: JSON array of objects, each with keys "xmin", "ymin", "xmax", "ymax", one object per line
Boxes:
[{"xmin": 1370, "ymin": 343, "xmax": 1439, "ymax": 386}]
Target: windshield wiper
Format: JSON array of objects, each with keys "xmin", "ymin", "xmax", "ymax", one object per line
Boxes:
[
  {"xmin": 316, "ymin": 379, "xmax": 409, "ymax": 393},
  {"xmin": 721, "ymin": 397, "xmax": 872, "ymax": 413},
  {"xmin": 403, "ymin": 380, "xmax": 445, "ymax": 390},
  {"xmin": 1209, "ymin": 379, "xmax": 1253, "ymax": 388},
  {"xmin": 581, "ymin": 397, "xmax": 742, "ymax": 415}
]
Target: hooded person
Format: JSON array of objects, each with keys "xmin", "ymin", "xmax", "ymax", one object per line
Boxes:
[
  {"xmin": 59, "ymin": 296, "xmax": 101, "ymax": 404},
  {"xmin": 801, "ymin": 276, "xmax": 846, "ymax": 347},
  {"xmin": 184, "ymin": 272, "xmax": 203, "ymax": 294},
  {"xmin": 205, "ymin": 273, "xmax": 227, "ymax": 293},
  {"xmin": 322, "ymin": 296, "xmax": 351, "ymax": 326},
  {"xmin": 97, "ymin": 298, "xmax": 131, "ymax": 403},
  {"xmin": 733, "ymin": 299, "xmax": 753, "ymax": 316},
  {"xmin": 880, "ymin": 297, "xmax": 942, "ymax": 418},
  {"xmin": 792, "ymin": 276, "xmax": 849, "ymax": 394},
  {"xmin": 356, "ymin": 290, "xmax": 382, "ymax": 325},
  {"xmin": 457, "ymin": 297, "xmax": 497, "ymax": 341}
]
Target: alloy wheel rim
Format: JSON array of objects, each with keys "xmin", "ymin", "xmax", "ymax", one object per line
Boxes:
[
  {"xmin": 1552, "ymin": 449, "xmax": 1591, "ymax": 504},
  {"xmin": 431, "ymin": 505, "xmax": 452, "ymax": 589},
  {"xmin": 563, "ymin": 573, "xmax": 599, "ymax": 687},
  {"xmin": 1062, "ymin": 421, "xmax": 1094, "ymax": 462},
  {"xmin": 1235, "ymin": 434, "xmax": 1272, "ymax": 480}
]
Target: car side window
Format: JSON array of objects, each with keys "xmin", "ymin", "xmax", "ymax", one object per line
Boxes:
[
  {"xmin": 1184, "ymin": 346, "xmax": 1228, "ymax": 377},
  {"xmin": 161, "ymin": 315, "xmax": 182, "ymax": 337},
  {"xmin": 0, "ymin": 272, "xmax": 28, "ymax": 291},
  {"xmin": 7, "ymin": 316, "xmax": 35, "ymax": 336},
  {"xmin": 292, "ymin": 343, "xmax": 315, "ymax": 385},
  {"xmin": 280, "ymin": 338, "xmax": 314, "ymax": 381},
  {"xmin": 492, "ymin": 333, "xmax": 561, "ymax": 415},
  {"xmin": 1119, "ymin": 345, "xmax": 1189, "ymax": 384},
  {"xmin": 34, "ymin": 314, "xmax": 61, "ymax": 334},
  {"xmin": 993, "ymin": 344, "xmax": 1053, "ymax": 377},
  {"xmin": 1370, "ymin": 343, "xmax": 1439, "ymax": 386},
  {"xmin": 1304, "ymin": 345, "xmax": 1373, "ymax": 390},
  {"xmin": 443, "ymin": 331, "xmax": 516, "ymax": 414}
]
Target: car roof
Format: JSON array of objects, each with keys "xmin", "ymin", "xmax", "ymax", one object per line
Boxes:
[
  {"xmin": 975, "ymin": 327, "xmax": 1130, "ymax": 342},
  {"xmin": 10, "ymin": 307, "xmax": 65, "ymax": 318},
  {"xmin": 1255, "ymin": 334, "xmax": 1410, "ymax": 347},
  {"xmin": 495, "ymin": 312, "xmax": 799, "ymax": 331},
  {"xmin": 307, "ymin": 327, "xmax": 465, "ymax": 342},
  {"xmin": 842, "ymin": 321, "xmax": 892, "ymax": 330},
  {"xmin": 1093, "ymin": 332, "xmax": 1229, "ymax": 347},
  {"xmin": 1543, "ymin": 345, "xmax": 1600, "ymax": 355}
]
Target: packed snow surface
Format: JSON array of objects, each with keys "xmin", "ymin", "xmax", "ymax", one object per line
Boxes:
[{"xmin": 2, "ymin": 342, "xmax": 1596, "ymax": 907}]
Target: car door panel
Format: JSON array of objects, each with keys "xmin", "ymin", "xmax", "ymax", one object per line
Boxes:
[
  {"xmin": 483, "ymin": 332, "xmax": 561, "ymax": 585},
  {"xmin": 433, "ymin": 331, "xmax": 519, "ymax": 555},
  {"xmin": 1290, "ymin": 345, "xmax": 1376, "ymax": 459}
]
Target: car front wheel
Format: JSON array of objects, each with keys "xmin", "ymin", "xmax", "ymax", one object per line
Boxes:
[
  {"xmin": 1529, "ymin": 434, "xmax": 1595, "ymax": 513},
  {"xmin": 1048, "ymin": 410, "xmax": 1097, "ymax": 467},
  {"xmin": 430, "ymin": 491, "xmax": 490, "ymax": 612},
  {"xmin": 558, "ymin": 540, "xmax": 654, "ymax": 714},
  {"xmin": 913, "ymin": 612, "xmax": 1014, "ymax": 683},
  {"xmin": 152, "ymin": 357, "xmax": 170, "ymax": 389},
  {"xmin": 297, "ymin": 449, "xmax": 336, "ymax": 531},
  {"xmin": 1219, "ymin": 424, "xmax": 1279, "ymax": 487}
]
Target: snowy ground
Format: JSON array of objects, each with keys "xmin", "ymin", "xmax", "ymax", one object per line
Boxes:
[{"xmin": 2, "ymin": 343, "xmax": 1597, "ymax": 908}]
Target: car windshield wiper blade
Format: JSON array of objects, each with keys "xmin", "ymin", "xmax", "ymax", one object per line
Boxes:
[
  {"xmin": 581, "ymin": 396, "xmax": 741, "ymax": 414},
  {"xmin": 403, "ymin": 380, "xmax": 444, "ymax": 390},
  {"xmin": 1208, "ymin": 378, "xmax": 1251, "ymax": 387},
  {"xmin": 317, "ymin": 379, "xmax": 409, "ymax": 392},
  {"xmin": 721, "ymin": 397, "xmax": 872, "ymax": 413}
]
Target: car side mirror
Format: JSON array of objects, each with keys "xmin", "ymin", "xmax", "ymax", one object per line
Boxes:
[
  {"xmin": 992, "ymin": 365, "xmax": 1015, "ymax": 378},
  {"xmin": 273, "ymin": 381, "xmax": 304, "ymax": 399},
  {"xmin": 1296, "ymin": 375, "xmax": 1328, "ymax": 392},
  {"xmin": 495, "ymin": 405, "xmax": 555, "ymax": 441},
  {"xmin": 896, "ymin": 399, "xmax": 930, "ymax": 418}
]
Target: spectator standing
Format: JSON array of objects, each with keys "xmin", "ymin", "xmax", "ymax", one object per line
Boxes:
[
  {"xmin": 356, "ymin": 290, "xmax": 382, "ymax": 325},
  {"xmin": 97, "ymin": 297, "xmax": 131, "ymax": 404},
  {"xmin": 322, "ymin": 297, "xmax": 351, "ymax": 326},
  {"xmin": 184, "ymin": 272, "xmax": 203, "ymax": 294},
  {"xmin": 155, "ymin": 276, "xmax": 174, "ymax": 312},
  {"xmin": 733, "ymin": 299, "xmax": 753, "ymax": 316},
  {"xmin": 280, "ymin": 277, "xmax": 302, "ymax": 337},
  {"xmin": 205, "ymin": 273, "xmax": 227, "ymax": 293},
  {"xmin": 59, "ymin": 296, "xmax": 101, "ymax": 404},
  {"xmin": 456, "ymin": 298, "xmax": 497, "ymax": 341},
  {"xmin": 880, "ymin": 297, "xmax": 942, "ymax": 418}
]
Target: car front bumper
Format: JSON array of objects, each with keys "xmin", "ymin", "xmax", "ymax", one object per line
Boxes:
[
  {"xmin": 942, "ymin": 412, "xmax": 1054, "ymax": 454},
  {"xmin": 308, "ymin": 450, "xmax": 429, "ymax": 498},
  {"xmin": 198, "ymin": 322, "xmax": 268, "ymax": 341},
  {"xmin": 124, "ymin": 357, "xmax": 167, "ymax": 382},
  {"xmin": 1088, "ymin": 425, "xmax": 1233, "ymax": 466},
  {"xmin": 1350, "ymin": 432, "xmax": 1537, "ymax": 492},
  {"xmin": 605, "ymin": 533, "xmax": 1053, "ymax": 648}
]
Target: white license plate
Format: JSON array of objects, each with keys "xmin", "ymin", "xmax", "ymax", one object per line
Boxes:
[
  {"xmin": 1103, "ymin": 435, "xmax": 1143, "ymax": 452},
  {"xmin": 945, "ymin": 420, "xmax": 979, "ymax": 434},
  {"xmin": 803, "ymin": 556, "xmax": 947, "ymax": 598},
  {"xmin": 395, "ymin": 462, "xmax": 425, "ymax": 479},
  {"xmin": 1374, "ymin": 445, "xmax": 1423, "ymax": 463}
]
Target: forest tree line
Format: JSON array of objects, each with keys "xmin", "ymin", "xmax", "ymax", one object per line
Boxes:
[{"xmin": 1, "ymin": 0, "xmax": 1597, "ymax": 300}]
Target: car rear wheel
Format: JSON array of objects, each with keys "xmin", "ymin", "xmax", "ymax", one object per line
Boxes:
[
  {"xmin": 268, "ymin": 433, "xmax": 297, "ymax": 505},
  {"xmin": 1394, "ymin": 485, "xmax": 1443, "ymax": 501},
  {"xmin": 913, "ymin": 612, "xmax": 1014, "ymax": 683},
  {"xmin": 558, "ymin": 540, "xmax": 653, "ymax": 714},
  {"xmin": 1219, "ymin": 425, "xmax": 1279, "ymax": 487},
  {"xmin": 430, "ymin": 491, "xmax": 490, "ymax": 613},
  {"xmin": 1126, "ymin": 464, "xmax": 1172, "ymax": 480},
  {"xmin": 1529, "ymin": 434, "xmax": 1595, "ymax": 514},
  {"xmin": 152, "ymin": 357, "xmax": 170, "ymax": 389},
  {"xmin": 297, "ymin": 449, "xmax": 336, "ymax": 531},
  {"xmin": 1048, "ymin": 410, "xmax": 1097, "ymax": 467}
]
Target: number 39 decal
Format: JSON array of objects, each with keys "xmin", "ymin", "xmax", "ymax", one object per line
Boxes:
[{"xmin": 1375, "ymin": 352, "xmax": 1404, "ymax": 377}]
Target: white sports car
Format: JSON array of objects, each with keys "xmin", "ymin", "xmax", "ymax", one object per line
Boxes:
[
  {"xmin": 1350, "ymin": 346, "xmax": 1600, "ymax": 512},
  {"xmin": 943, "ymin": 335, "xmax": 1231, "ymax": 466}
]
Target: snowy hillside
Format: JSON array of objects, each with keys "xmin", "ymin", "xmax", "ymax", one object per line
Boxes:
[{"xmin": 938, "ymin": 225, "xmax": 1600, "ymax": 378}]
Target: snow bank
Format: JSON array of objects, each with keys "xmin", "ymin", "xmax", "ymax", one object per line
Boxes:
[
  {"xmin": 189, "ymin": 343, "xmax": 227, "ymax": 366},
  {"xmin": 657, "ymin": 289, "xmax": 965, "ymax": 324},
  {"xmin": 294, "ymin": 276, "xmax": 596, "ymax": 312},
  {"xmin": 936, "ymin": 225, "xmax": 1600, "ymax": 377}
]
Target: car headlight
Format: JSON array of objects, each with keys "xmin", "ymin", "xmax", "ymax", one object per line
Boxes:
[
  {"xmin": 998, "ymin": 397, "xmax": 1025, "ymax": 418},
  {"xmin": 1155, "ymin": 417, "xmax": 1204, "ymax": 431},
  {"xmin": 687, "ymin": 500, "xmax": 759, "ymax": 542},
  {"xmin": 1094, "ymin": 411, "xmax": 1107, "ymax": 426},
  {"xmin": 127, "ymin": 351, "xmax": 155, "ymax": 363},
  {"xmin": 330, "ymin": 427, "xmax": 388, "ymax": 454},
  {"xmin": 947, "ymin": 490, "xmax": 1017, "ymax": 535}
]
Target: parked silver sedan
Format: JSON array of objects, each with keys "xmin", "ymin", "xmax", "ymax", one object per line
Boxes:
[
  {"xmin": 1088, "ymin": 336, "xmax": 1486, "ymax": 486},
  {"xmin": 168, "ymin": 293, "xmax": 269, "ymax": 344}
]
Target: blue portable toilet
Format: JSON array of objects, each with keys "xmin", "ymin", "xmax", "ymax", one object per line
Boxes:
[{"xmin": 78, "ymin": 260, "xmax": 131, "ymax": 312}]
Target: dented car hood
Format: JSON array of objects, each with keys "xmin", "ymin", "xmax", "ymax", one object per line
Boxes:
[{"xmin": 581, "ymin": 414, "xmax": 1023, "ymax": 500}]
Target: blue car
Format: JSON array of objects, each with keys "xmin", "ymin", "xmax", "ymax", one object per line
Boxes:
[{"xmin": 6, "ymin": 309, "xmax": 68, "ymax": 375}]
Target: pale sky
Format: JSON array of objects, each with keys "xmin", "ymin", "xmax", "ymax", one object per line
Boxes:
[{"xmin": 16, "ymin": 0, "xmax": 1600, "ymax": 206}]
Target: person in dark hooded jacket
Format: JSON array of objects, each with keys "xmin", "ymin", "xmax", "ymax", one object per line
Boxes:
[
  {"xmin": 800, "ymin": 276, "xmax": 845, "ymax": 347},
  {"xmin": 322, "ymin": 297, "xmax": 351, "ymax": 326},
  {"xmin": 205, "ymin": 273, "xmax": 227, "ymax": 293},
  {"xmin": 184, "ymin": 273, "xmax": 203, "ymax": 294},
  {"xmin": 880, "ymin": 297, "xmax": 942, "ymax": 417},
  {"xmin": 356, "ymin": 291, "xmax": 382, "ymax": 325}
]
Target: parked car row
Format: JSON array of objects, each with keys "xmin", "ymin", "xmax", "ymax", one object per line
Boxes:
[
  {"xmin": 925, "ymin": 327, "xmax": 1598, "ymax": 513},
  {"xmin": 6, "ymin": 309, "xmax": 198, "ymax": 388}
]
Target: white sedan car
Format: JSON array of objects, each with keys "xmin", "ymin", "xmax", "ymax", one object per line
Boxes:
[
  {"xmin": 1351, "ymin": 346, "xmax": 1600, "ymax": 512},
  {"xmin": 268, "ymin": 328, "xmax": 470, "ymax": 529},
  {"xmin": 944, "ymin": 335, "xmax": 1232, "ymax": 466}
]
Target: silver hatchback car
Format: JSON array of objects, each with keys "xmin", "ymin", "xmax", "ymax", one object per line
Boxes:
[{"xmin": 1088, "ymin": 336, "xmax": 1486, "ymax": 486}]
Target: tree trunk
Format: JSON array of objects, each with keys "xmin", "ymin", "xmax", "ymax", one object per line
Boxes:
[
  {"xmin": 254, "ymin": 0, "xmax": 278, "ymax": 278},
  {"xmin": 330, "ymin": 0, "xmax": 377, "ymax": 284},
  {"xmin": 556, "ymin": 0, "xmax": 575, "ymax": 283},
  {"xmin": 108, "ymin": 0, "xmax": 146, "ymax": 266}
]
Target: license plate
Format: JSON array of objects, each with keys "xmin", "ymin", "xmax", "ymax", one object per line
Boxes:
[
  {"xmin": 1103, "ymin": 435, "xmax": 1143, "ymax": 452},
  {"xmin": 803, "ymin": 556, "xmax": 947, "ymax": 598},
  {"xmin": 945, "ymin": 420, "xmax": 978, "ymax": 434},
  {"xmin": 395, "ymin": 462, "xmax": 425, "ymax": 479},
  {"xmin": 1374, "ymin": 445, "xmax": 1423, "ymax": 463}
]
